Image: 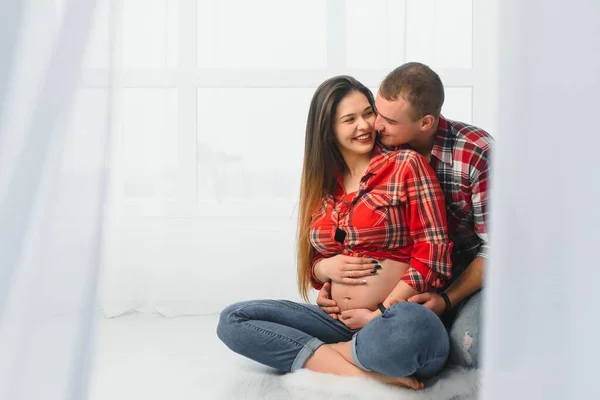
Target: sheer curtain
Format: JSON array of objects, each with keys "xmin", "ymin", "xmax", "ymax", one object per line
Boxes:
[
  {"xmin": 0, "ymin": 0, "xmax": 115, "ymax": 399},
  {"xmin": 3, "ymin": 0, "xmax": 600, "ymax": 399},
  {"xmin": 481, "ymin": 0, "xmax": 600, "ymax": 399}
]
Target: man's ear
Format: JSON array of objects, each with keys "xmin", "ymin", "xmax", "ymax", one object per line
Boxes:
[{"xmin": 420, "ymin": 115, "xmax": 436, "ymax": 131}]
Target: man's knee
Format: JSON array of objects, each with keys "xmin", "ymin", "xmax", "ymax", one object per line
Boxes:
[{"xmin": 449, "ymin": 291, "xmax": 483, "ymax": 368}]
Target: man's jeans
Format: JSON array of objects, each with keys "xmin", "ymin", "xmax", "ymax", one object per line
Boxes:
[
  {"xmin": 447, "ymin": 290, "xmax": 482, "ymax": 368},
  {"xmin": 217, "ymin": 299, "xmax": 449, "ymax": 379}
]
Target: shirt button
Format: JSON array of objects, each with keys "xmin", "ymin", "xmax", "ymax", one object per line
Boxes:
[{"xmin": 343, "ymin": 201, "xmax": 349, "ymax": 206}]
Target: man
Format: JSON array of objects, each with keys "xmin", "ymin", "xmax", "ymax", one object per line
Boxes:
[{"xmin": 317, "ymin": 62, "xmax": 492, "ymax": 368}]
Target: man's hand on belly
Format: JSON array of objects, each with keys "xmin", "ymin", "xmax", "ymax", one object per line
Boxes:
[
  {"xmin": 339, "ymin": 308, "xmax": 379, "ymax": 330},
  {"xmin": 316, "ymin": 282, "xmax": 340, "ymax": 319},
  {"xmin": 407, "ymin": 292, "xmax": 446, "ymax": 316}
]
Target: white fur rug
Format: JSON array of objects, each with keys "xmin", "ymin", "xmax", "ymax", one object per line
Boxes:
[
  {"xmin": 89, "ymin": 313, "xmax": 479, "ymax": 400},
  {"xmin": 216, "ymin": 361, "xmax": 480, "ymax": 400}
]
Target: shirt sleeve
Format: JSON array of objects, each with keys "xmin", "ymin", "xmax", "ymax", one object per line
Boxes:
[
  {"xmin": 471, "ymin": 150, "xmax": 490, "ymax": 259},
  {"xmin": 399, "ymin": 152, "xmax": 453, "ymax": 292}
]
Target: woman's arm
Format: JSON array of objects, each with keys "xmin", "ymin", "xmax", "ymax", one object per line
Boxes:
[
  {"xmin": 383, "ymin": 152, "xmax": 453, "ymax": 306},
  {"xmin": 310, "ymin": 254, "xmax": 327, "ymax": 290},
  {"xmin": 380, "ymin": 282, "xmax": 418, "ymax": 309}
]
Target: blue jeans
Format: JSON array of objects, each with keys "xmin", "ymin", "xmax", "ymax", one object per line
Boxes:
[
  {"xmin": 217, "ymin": 299, "xmax": 449, "ymax": 379},
  {"xmin": 447, "ymin": 290, "xmax": 482, "ymax": 368}
]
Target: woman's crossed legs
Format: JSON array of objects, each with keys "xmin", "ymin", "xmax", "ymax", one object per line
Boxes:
[{"xmin": 217, "ymin": 299, "xmax": 448, "ymax": 389}]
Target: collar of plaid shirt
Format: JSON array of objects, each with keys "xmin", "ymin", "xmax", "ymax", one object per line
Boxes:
[{"xmin": 430, "ymin": 116, "xmax": 454, "ymax": 166}]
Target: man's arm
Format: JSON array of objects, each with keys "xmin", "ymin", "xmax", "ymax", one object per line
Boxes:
[
  {"xmin": 444, "ymin": 256, "xmax": 484, "ymax": 307},
  {"xmin": 381, "ymin": 255, "xmax": 485, "ymax": 313},
  {"xmin": 409, "ymin": 146, "xmax": 490, "ymax": 314},
  {"xmin": 407, "ymin": 256, "xmax": 484, "ymax": 316},
  {"xmin": 446, "ymin": 142, "xmax": 488, "ymax": 305}
]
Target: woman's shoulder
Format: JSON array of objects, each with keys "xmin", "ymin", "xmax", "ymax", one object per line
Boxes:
[
  {"xmin": 390, "ymin": 147, "xmax": 423, "ymax": 162},
  {"xmin": 374, "ymin": 144, "xmax": 426, "ymax": 171}
]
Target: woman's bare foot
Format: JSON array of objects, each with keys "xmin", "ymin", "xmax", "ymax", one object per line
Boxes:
[
  {"xmin": 326, "ymin": 342, "xmax": 353, "ymax": 363},
  {"xmin": 369, "ymin": 373, "xmax": 424, "ymax": 390},
  {"xmin": 326, "ymin": 342, "xmax": 424, "ymax": 390},
  {"xmin": 305, "ymin": 345, "xmax": 423, "ymax": 391}
]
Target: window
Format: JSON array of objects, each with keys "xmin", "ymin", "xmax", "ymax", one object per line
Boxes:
[{"xmin": 74, "ymin": 0, "xmax": 495, "ymax": 219}]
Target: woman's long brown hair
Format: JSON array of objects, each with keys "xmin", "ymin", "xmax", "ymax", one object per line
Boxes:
[{"xmin": 297, "ymin": 76, "xmax": 375, "ymax": 301}]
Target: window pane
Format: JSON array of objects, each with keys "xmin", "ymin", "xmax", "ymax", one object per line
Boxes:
[
  {"xmin": 442, "ymin": 87, "xmax": 472, "ymax": 123},
  {"xmin": 346, "ymin": 0, "xmax": 406, "ymax": 69},
  {"xmin": 346, "ymin": 0, "xmax": 388, "ymax": 69},
  {"xmin": 197, "ymin": 88, "xmax": 313, "ymax": 210},
  {"xmin": 197, "ymin": 0, "xmax": 327, "ymax": 68},
  {"xmin": 123, "ymin": 0, "xmax": 178, "ymax": 68},
  {"xmin": 121, "ymin": 89, "xmax": 179, "ymax": 199},
  {"xmin": 406, "ymin": 0, "xmax": 472, "ymax": 68}
]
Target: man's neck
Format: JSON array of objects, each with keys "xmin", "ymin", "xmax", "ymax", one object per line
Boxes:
[{"xmin": 410, "ymin": 138, "xmax": 435, "ymax": 158}]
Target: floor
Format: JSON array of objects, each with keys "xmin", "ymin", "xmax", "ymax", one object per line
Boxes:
[
  {"xmin": 88, "ymin": 313, "xmax": 231, "ymax": 400},
  {"xmin": 87, "ymin": 313, "xmax": 479, "ymax": 400}
]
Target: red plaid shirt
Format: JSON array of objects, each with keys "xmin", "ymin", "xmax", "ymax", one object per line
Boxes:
[
  {"xmin": 418, "ymin": 116, "xmax": 492, "ymax": 276},
  {"xmin": 309, "ymin": 145, "xmax": 453, "ymax": 292}
]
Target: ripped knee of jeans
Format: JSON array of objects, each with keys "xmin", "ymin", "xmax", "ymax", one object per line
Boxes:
[{"xmin": 461, "ymin": 331, "xmax": 474, "ymax": 366}]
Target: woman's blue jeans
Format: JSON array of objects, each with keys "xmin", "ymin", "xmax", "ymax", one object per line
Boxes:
[{"xmin": 217, "ymin": 299, "xmax": 449, "ymax": 379}]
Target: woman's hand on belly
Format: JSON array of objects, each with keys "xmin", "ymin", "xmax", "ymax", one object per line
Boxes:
[
  {"xmin": 314, "ymin": 255, "xmax": 379, "ymax": 284},
  {"xmin": 339, "ymin": 308, "xmax": 380, "ymax": 330},
  {"xmin": 331, "ymin": 259, "xmax": 410, "ymax": 314}
]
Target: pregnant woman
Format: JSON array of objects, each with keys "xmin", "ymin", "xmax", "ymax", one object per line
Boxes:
[{"xmin": 217, "ymin": 75, "xmax": 453, "ymax": 390}]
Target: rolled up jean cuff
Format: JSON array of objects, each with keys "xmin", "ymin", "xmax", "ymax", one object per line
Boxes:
[
  {"xmin": 351, "ymin": 332, "xmax": 371, "ymax": 371},
  {"xmin": 291, "ymin": 337, "xmax": 324, "ymax": 372}
]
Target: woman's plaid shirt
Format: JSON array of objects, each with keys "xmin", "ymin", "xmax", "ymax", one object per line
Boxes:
[{"xmin": 309, "ymin": 145, "xmax": 453, "ymax": 292}]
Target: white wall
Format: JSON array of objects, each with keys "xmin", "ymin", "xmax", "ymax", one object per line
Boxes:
[{"xmin": 89, "ymin": 0, "xmax": 497, "ymax": 317}]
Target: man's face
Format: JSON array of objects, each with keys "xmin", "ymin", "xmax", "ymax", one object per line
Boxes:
[{"xmin": 374, "ymin": 92, "xmax": 422, "ymax": 148}]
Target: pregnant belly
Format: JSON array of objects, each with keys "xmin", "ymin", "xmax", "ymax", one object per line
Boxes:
[{"xmin": 330, "ymin": 259, "xmax": 410, "ymax": 312}]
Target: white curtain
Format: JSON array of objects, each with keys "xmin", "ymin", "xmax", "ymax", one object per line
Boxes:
[
  {"xmin": 0, "ymin": 0, "xmax": 114, "ymax": 399},
  {"xmin": 481, "ymin": 0, "xmax": 600, "ymax": 399},
  {"xmin": 2, "ymin": 0, "xmax": 600, "ymax": 398}
]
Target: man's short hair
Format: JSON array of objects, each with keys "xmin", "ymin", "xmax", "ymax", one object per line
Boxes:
[{"xmin": 379, "ymin": 62, "xmax": 445, "ymax": 120}]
